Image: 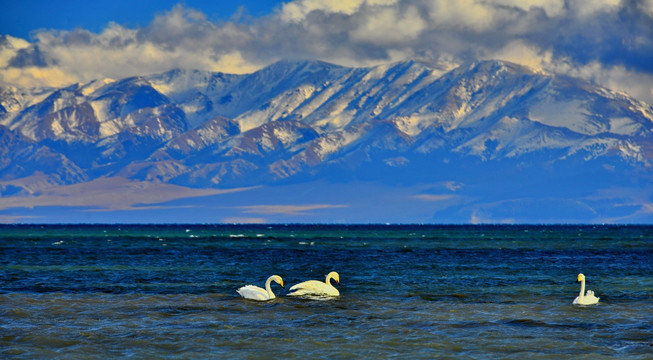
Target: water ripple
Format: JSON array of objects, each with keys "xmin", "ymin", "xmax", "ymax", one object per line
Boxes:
[{"xmin": 1, "ymin": 224, "xmax": 652, "ymax": 359}]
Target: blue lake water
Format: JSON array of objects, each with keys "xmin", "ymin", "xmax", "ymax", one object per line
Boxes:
[{"xmin": 1, "ymin": 224, "xmax": 652, "ymax": 358}]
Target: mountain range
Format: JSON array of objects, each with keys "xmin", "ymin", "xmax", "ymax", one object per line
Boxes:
[{"xmin": 1, "ymin": 59, "xmax": 652, "ymax": 223}]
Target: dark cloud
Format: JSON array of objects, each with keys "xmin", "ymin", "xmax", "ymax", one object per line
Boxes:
[
  {"xmin": 8, "ymin": 46, "xmax": 52, "ymax": 67},
  {"xmin": 533, "ymin": 1, "xmax": 653, "ymax": 73},
  {"xmin": 61, "ymin": 28, "xmax": 94, "ymax": 46}
]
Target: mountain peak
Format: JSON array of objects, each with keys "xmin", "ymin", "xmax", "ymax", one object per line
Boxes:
[
  {"xmin": 265, "ymin": 58, "xmax": 349, "ymax": 71},
  {"xmin": 1, "ymin": 58, "xmax": 652, "ymax": 223}
]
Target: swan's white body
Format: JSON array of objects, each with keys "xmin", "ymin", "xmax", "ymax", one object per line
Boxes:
[
  {"xmin": 289, "ymin": 271, "xmax": 340, "ymax": 297},
  {"xmin": 573, "ymin": 273, "xmax": 599, "ymax": 305},
  {"xmin": 237, "ymin": 275, "xmax": 284, "ymax": 301}
]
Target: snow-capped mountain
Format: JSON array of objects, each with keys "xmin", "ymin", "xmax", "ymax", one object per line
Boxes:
[{"xmin": 1, "ymin": 59, "xmax": 652, "ymax": 223}]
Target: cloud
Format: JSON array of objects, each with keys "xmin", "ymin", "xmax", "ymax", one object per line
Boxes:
[
  {"xmin": 280, "ymin": 0, "xmax": 398, "ymax": 22},
  {"xmin": 426, "ymin": 0, "xmax": 500, "ymax": 31},
  {"xmin": 643, "ymin": 203, "xmax": 653, "ymax": 213},
  {"xmin": 641, "ymin": 0, "xmax": 653, "ymax": 17},
  {"xmin": 238, "ymin": 204, "xmax": 348, "ymax": 215},
  {"xmin": 1, "ymin": 65, "xmax": 79, "ymax": 89},
  {"xmin": 488, "ymin": 39, "xmax": 653, "ymax": 107},
  {"xmin": 351, "ymin": 5, "xmax": 426, "ymax": 45},
  {"xmin": 495, "ymin": 0, "xmax": 566, "ymax": 17},
  {"xmin": 0, "ymin": 35, "xmax": 30, "ymax": 67},
  {"xmin": 490, "ymin": 40, "xmax": 552, "ymax": 70},
  {"xmin": 1, "ymin": 0, "xmax": 652, "ymax": 105},
  {"xmin": 1, "ymin": 5, "xmax": 265, "ymax": 87},
  {"xmin": 414, "ymin": 194, "xmax": 456, "ymax": 202}
]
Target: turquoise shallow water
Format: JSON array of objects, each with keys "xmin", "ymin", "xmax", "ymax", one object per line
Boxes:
[{"xmin": 1, "ymin": 224, "xmax": 652, "ymax": 358}]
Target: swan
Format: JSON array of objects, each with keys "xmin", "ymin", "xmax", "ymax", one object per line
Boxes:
[
  {"xmin": 289, "ymin": 271, "xmax": 340, "ymax": 297},
  {"xmin": 573, "ymin": 273, "xmax": 599, "ymax": 305},
  {"xmin": 237, "ymin": 275, "xmax": 284, "ymax": 301}
]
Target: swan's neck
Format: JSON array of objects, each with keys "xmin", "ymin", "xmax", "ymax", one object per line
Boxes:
[
  {"xmin": 325, "ymin": 274, "xmax": 333, "ymax": 286},
  {"xmin": 265, "ymin": 278, "xmax": 273, "ymax": 297},
  {"xmin": 579, "ymin": 279, "xmax": 585, "ymax": 299}
]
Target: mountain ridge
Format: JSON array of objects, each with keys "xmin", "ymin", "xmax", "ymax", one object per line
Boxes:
[{"xmin": 1, "ymin": 59, "xmax": 652, "ymax": 223}]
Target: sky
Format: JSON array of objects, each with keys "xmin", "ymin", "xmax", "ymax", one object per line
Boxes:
[{"xmin": 1, "ymin": 0, "xmax": 653, "ymax": 105}]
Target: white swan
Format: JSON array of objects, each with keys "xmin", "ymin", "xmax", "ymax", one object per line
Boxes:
[
  {"xmin": 289, "ymin": 271, "xmax": 340, "ymax": 297},
  {"xmin": 237, "ymin": 275, "xmax": 284, "ymax": 301},
  {"xmin": 573, "ymin": 273, "xmax": 599, "ymax": 305}
]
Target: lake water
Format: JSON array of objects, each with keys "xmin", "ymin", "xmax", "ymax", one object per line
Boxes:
[{"xmin": 1, "ymin": 224, "xmax": 652, "ymax": 359}]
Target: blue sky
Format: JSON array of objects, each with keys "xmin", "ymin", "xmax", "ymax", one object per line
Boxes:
[{"xmin": 1, "ymin": 0, "xmax": 652, "ymax": 105}]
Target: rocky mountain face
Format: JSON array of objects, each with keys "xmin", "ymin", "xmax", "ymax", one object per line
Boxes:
[{"xmin": 1, "ymin": 59, "xmax": 652, "ymax": 223}]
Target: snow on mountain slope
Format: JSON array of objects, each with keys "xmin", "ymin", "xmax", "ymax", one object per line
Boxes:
[
  {"xmin": 234, "ymin": 84, "xmax": 320, "ymax": 132},
  {"xmin": 0, "ymin": 58, "xmax": 652, "ymax": 205},
  {"xmin": 0, "ymin": 124, "xmax": 87, "ymax": 188},
  {"xmin": 0, "ymin": 86, "xmax": 55, "ymax": 126},
  {"xmin": 4, "ymin": 84, "xmax": 88, "ymax": 140},
  {"xmin": 145, "ymin": 69, "xmax": 243, "ymax": 128},
  {"xmin": 155, "ymin": 116, "xmax": 240, "ymax": 158}
]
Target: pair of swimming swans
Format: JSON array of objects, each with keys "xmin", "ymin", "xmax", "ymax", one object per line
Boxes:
[
  {"xmin": 573, "ymin": 273, "xmax": 599, "ymax": 305},
  {"xmin": 237, "ymin": 271, "xmax": 340, "ymax": 301}
]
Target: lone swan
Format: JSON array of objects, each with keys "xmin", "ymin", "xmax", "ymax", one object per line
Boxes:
[
  {"xmin": 573, "ymin": 273, "xmax": 599, "ymax": 305},
  {"xmin": 289, "ymin": 271, "xmax": 340, "ymax": 297},
  {"xmin": 237, "ymin": 275, "xmax": 284, "ymax": 301}
]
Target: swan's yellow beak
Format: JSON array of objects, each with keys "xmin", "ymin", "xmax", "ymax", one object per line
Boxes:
[
  {"xmin": 280, "ymin": 280, "xmax": 285, "ymax": 288},
  {"xmin": 577, "ymin": 274, "xmax": 583, "ymax": 282}
]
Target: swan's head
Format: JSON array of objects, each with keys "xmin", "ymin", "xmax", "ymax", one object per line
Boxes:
[
  {"xmin": 271, "ymin": 275, "xmax": 284, "ymax": 288},
  {"xmin": 577, "ymin": 273, "xmax": 585, "ymax": 282},
  {"xmin": 327, "ymin": 271, "xmax": 340, "ymax": 284}
]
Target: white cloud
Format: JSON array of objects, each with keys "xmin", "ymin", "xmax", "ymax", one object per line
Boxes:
[
  {"xmin": 570, "ymin": 0, "xmax": 621, "ymax": 17},
  {"xmin": 553, "ymin": 61, "xmax": 653, "ymax": 109},
  {"xmin": 238, "ymin": 204, "xmax": 348, "ymax": 215},
  {"xmin": 351, "ymin": 5, "xmax": 426, "ymax": 44},
  {"xmin": 1, "ymin": 65, "xmax": 78, "ymax": 89},
  {"xmin": 414, "ymin": 194, "xmax": 456, "ymax": 201},
  {"xmin": 1, "ymin": 0, "xmax": 651, "ymax": 106},
  {"xmin": 489, "ymin": 40, "xmax": 553, "ymax": 70},
  {"xmin": 280, "ymin": 0, "xmax": 397, "ymax": 22},
  {"xmin": 426, "ymin": 0, "xmax": 497, "ymax": 31},
  {"xmin": 488, "ymin": 39, "xmax": 653, "ymax": 104},
  {"xmin": 0, "ymin": 35, "xmax": 30, "ymax": 67}
]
